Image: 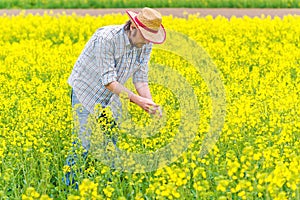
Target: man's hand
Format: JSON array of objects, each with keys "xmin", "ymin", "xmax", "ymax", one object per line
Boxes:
[
  {"xmin": 132, "ymin": 95, "xmax": 162, "ymax": 116},
  {"xmin": 134, "ymin": 82, "xmax": 162, "ymax": 117},
  {"xmin": 105, "ymin": 81, "xmax": 162, "ymax": 117}
]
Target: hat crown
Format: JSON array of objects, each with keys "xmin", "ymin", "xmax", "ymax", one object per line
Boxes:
[
  {"xmin": 126, "ymin": 7, "xmax": 166, "ymax": 44},
  {"xmin": 137, "ymin": 7, "xmax": 162, "ymax": 31}
]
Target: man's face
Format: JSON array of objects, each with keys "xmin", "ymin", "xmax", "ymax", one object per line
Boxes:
[{"xmin": 129, "ymin": 26, "xmax": 150, "ymax": 48}]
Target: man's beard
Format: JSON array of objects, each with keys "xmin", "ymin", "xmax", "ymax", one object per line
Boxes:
[{"xmin": 129, "ymin": 29, "xmax": 143, "ymax": 48}]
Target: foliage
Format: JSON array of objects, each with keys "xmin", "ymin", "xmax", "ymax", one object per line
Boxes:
[
  {"xmin": 0, "ymin": 0, "xmax": 300, "ymax": 9},
  {"xmin": 0, "ymin": 12, "xmax": 300, "ymax": 199}
]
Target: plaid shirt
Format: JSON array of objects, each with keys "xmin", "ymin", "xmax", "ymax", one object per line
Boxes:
[{"xmin": 68, "ymin": 25, "xmax": 153, "ymax": 114}]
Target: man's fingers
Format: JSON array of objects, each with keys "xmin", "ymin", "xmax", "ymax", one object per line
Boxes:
[{"xmin": 147, "ymin": 105, "xmax": 162, "ymax": 116}]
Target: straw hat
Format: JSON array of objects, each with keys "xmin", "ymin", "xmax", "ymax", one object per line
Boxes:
[{"xmin": 126, "ymin": 7, "xmax": 166, "ymax": 44}]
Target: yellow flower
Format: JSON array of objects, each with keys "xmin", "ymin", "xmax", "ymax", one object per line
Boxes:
[
  {"xmin": 79, "ymin": 179, "xmax": 100, "ymax": 199},
  {"xmin": 217, "ymin": 180, "xmax": 230, "ymax": 192},
  {"xmin": 67, "ymin": 195, "xmax": 81, "ymax": 200},
  {"xmin": 63, "ymin": 165, "xmax": 71, "ymax": 173},
  {"xmin": 103, "ymin": 185, "xmax": 115, "ymax": 198},
  {"xmin": 40, "ymin": 194, "xmax": 53, "ymax": 200},
  {"xmin": 238, "ymin": 191, "xmax": 246, "ymax": 199},
  {"xmin": 1, "ymin": 11, "xmax": 300, "ymax": 200}
]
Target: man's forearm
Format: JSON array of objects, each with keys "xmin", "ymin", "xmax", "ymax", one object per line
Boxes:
[
  {"xmin": 105, "ymin": 81, "xmax": 159, "ymax": 114},
  {"xmin": 135, "ymin": 82, "xmax": 152, "ymax": 100},
  {"xmin": 105, "ymin": 81, "xmax": 139, "ymax": 103}
]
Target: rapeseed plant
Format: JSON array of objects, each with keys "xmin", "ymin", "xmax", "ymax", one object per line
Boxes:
[{"xmin": 0, "ymin": 12, "xmax": 299, "ymax": 199}]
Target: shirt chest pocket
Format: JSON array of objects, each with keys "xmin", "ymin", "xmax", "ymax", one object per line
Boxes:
[
  {"xmin": 131, "ymin": 59, "xmax": 143, "ymax": 73},
  {"xmin": 125, "ymin": 50, "xmax": 144, "ymax": 73},
  {"xmin": 115, "ymin": 55, "xmax": 142, "ymax": 83}
]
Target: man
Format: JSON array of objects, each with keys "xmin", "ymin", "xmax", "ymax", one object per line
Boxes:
[{"xmin": 64, "ymin": 7, "xmax": 166, "ymax": 186}]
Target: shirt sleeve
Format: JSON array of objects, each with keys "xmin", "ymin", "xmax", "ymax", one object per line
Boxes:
[
  {"xmin": 95, "ymin": 36, "xmax": 117, "ymax": 86},
  {"xmin": 132, "ymin": 44, "xmax": 152, "ymax": 84}
]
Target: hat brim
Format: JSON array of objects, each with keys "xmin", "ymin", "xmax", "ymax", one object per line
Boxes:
[{"xmin": 126, "ymin": 10, "xmax": 166, "ymax": 44}]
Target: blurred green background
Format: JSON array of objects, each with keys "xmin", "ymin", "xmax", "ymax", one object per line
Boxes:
[{"xmin": 1, "ymin": 0, "xmax": 300, "ymax": 9}]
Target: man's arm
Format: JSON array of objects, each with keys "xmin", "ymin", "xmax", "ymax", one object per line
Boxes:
[
  {"xmin": 105, "ymin": 81, "xmax": 159, "ymax": 114},
  {"xmin": 134, "ymin": 82, "xmax": 152, "ymax": 100},
  {"xmin": 134, "ymin": 82, "xmax": 162, "ymax": 116}
]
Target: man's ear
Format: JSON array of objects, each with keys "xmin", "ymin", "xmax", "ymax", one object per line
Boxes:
[{"xmin": 130, "ymin": 24, "xmax": 137, "ymax": 30}]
